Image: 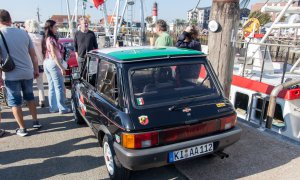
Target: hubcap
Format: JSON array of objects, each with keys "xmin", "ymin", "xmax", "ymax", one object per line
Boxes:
[{"xmin": 104, "ymin": 142, "xmax": 114, "ymax": 175}]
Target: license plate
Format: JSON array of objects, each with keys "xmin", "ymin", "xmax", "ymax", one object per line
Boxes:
[{"xmin": 169, "ymin": 142, "xmax": 214, "ymax": 162}]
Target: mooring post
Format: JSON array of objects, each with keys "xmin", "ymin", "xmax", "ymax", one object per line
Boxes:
[{"xmin": 207, "ymin": 0, "xmax": 240, "ymax": 97}]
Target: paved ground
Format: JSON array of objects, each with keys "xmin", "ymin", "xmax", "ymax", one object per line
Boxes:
[
  {"xmin": 0, "ymin": 83, "xmax": 186, "ymax": 180},
  {"xmin": 1, "ymin": 82, "xmax": 300, "ymax": 180},
  {"xmin": 176, "ymin": 122, "xmax": 300, "ymax": 180}
]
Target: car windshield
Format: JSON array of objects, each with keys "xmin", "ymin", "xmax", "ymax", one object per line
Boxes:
[{"xmin": 130, "ymin": 63, "xmax": 220, "ymax": 107}]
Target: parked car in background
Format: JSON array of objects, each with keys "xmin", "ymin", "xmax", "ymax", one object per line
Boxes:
[
  {"xmin": 58, "ymin": 38, "xmax": 78, "ymax": 88},
  {"xmin": 70, "ymin": 47, "xmax": 242, "ymax": 180}
]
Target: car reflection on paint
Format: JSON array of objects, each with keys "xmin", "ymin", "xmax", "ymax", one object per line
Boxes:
[{"xmin": 70, "ymin": 47, "xmax": 242, "ymax": 180}]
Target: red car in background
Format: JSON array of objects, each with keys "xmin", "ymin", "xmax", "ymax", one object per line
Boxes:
[{"xmin": 58, "ymin": 38, "xmax": 78, "ymax": 89}]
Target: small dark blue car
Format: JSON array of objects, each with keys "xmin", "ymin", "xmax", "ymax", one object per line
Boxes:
[{"xmin": 70, "ymin": 47, "xmax": 242, "ymax": 180}]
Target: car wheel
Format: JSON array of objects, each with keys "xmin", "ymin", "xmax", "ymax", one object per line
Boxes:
[
  {"xmin": 103, "ymin": 135, "xmax": 130, "ymax": 180},
  {"xmin": 71, "ymin": 97, "xmax": 85, "ymax": 124}
]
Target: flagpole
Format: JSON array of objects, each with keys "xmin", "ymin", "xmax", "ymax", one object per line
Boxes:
[
  {"xmin": 66, "ymin": 0, "xmax": 74, "ymax": 38},
  {"xmin": 102, "ymin": 3, "xmax": 110, "ymax": 36},
  {"xmin": 75, "ymin": 0, "xmax": 79, "ymax": 29}
]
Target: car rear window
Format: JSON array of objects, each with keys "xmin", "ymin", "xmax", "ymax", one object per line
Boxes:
[{"xmin": 130, "ymin": 63, "xmax": 220, "ymax": 107}]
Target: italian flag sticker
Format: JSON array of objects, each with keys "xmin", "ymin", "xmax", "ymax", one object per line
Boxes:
[{"xmin": 137, "ymin": 98, "xmax": 144, "ymax": 106}]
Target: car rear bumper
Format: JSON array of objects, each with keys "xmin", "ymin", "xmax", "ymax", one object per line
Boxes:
[{"xmin": 114, "ymin": 126, "xmax": 242, "ymax": 171}]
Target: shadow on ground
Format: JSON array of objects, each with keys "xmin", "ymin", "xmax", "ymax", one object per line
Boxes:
[
  {"xmin": 0, "ymin": 155, "xmax": 103, "ymax": 179},
  {"xmin": 176, "ymin": 122, "xmax": 300, "ymax": 180}
]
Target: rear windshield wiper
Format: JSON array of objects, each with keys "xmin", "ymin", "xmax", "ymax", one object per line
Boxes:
[{"xmin": 168, "ymin": 95, "xmax": 202, "ymax": 111}]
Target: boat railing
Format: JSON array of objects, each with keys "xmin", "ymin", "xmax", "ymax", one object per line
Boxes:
[
  {"xmin": 266, "ymin": 78, "xmax": 300, "ymax": 129},
  {"xmin": 236, "ymin": 41, "xmax": 300, "ymax": 84}
]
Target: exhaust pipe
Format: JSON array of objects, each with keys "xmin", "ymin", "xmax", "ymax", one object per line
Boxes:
[{"xmin": 214, "ymin": 151, "xmax": 229, "ymax": 159}]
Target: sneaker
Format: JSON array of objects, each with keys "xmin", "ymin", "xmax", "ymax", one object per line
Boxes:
[
  {"xmin": 59, "ymin": 108, "xmax": 72, "ymax": 114},
  {"xmin": 33, "ymin": 120, "xmax": 42, "ymax": 129},
  {"xmin": 16, "ymin": 128, "xmax": 28, "ymax": 137},
  {"xmin": 0, "ymin": 129, "xmax": 6, "ymax": 137}
]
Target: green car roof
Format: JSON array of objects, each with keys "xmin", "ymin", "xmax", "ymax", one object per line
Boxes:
[{"xmin": 106, "ymin": 47, "xmax": 205, "ymax": 61}]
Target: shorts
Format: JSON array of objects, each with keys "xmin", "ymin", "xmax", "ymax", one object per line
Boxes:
[{"xmin": 4, "ymin": 79, "xmax": 35, "ymax": 107}]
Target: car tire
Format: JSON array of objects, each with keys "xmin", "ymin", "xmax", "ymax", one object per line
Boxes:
[
  {"xmin": 102, "ymin": 135, "xmax": 130, "ymax": 180},
  {"xmin": 71, "ymin": 97, "xmax": 85, "ymax": 125}
]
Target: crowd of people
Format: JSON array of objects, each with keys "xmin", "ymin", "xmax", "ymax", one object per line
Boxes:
[
  {"xmin": 0, "ymin": 9, "xmax": 97, "ymax": 137},
  {"xmin": 0, "ymin": 9, "xmax": 200, "ymax": 138},
  {"xmin": 153, "ymin": 19, "xmax": 201, "ymax": 51}
]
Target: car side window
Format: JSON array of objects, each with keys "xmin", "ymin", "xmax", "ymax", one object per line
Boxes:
[
  {"xmin": 82, "ymin": 56, "xmax": 99, "ymax": 87},
  {"xmin": 97, "ymin": 60, "xmax": 118, "ymax": 105}
]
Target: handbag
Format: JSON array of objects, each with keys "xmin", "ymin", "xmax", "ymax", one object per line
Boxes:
[{"xmin": 0, "ymin": 31, "xmax": 15, "ymax": 72}]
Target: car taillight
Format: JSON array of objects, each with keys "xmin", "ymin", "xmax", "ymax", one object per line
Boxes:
[
  {"xmin": 122, "ymin": 132, "xmax": 159, "ymax": 149},
  {"xmin": 220, "ymin": 114, "xmax": 237, "ymax": 131},
  {"xmin": 65, "ymin": 69, "xmax": 71, "ymax": 75},
  {"xmin": 161, "ymin": 120, "xmax": 218, "ymax": 144}
]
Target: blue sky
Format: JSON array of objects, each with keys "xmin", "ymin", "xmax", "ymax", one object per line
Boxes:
[{"xmin": 1, "ymin": 0, "xmax": 260, "ymax": 23}]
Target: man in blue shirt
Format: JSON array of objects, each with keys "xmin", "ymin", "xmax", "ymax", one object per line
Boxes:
[{"xmin": 0, "ymin": 9, "xmax": 40, "ymax": 137}]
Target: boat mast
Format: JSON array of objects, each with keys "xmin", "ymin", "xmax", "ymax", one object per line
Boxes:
[{"xmin": 113, "ymin": 0, "xmax": 121, "ymax": 46}]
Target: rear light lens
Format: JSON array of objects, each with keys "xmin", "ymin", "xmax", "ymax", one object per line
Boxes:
[
  {"xmin": 162, "ymin": 120, "xmax": 218, "ymax": 144},
  {"xmin": 122, "ymin": 113, "xmax": 237, "ymax": 149},
  {"xmin": 65, "ymin": 69, "xmax": 71, "ymax": 75},
  {"xmin": 122, "ymin": 132, "xmax": 159, "ymax": 149},
  {"xmin": 220, "ymin": 114, "xmax": 237, "ymax": 130}
]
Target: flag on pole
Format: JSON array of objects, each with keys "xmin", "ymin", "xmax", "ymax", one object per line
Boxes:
[{"xmin": 93, "ymin": 0, "xmax": 104, "ymax": 8}]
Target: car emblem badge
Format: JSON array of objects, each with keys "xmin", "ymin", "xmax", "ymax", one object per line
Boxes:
[
  {"xmin": 138, "ymin": 115, "xmax": 149, "ymax": 125},
  {"xmin": 182, "ymin": 107, "xmax": 191, "ymax": 113}
]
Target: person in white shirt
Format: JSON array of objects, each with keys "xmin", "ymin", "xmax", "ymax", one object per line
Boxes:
[{"xmin": 24, "ymin": 19, "xmax": 45, "ymax": 107}]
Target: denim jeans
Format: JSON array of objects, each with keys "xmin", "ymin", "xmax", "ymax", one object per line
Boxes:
[
  {"xmin": 44, "ymin": 58, "xmax": 68, "ymax": 112},
  {"xmin": 4, "ymin": 79, "xmax": 34, "ymax": 107},
  {"xmin": 77, "ymin": 57, "xmax": 85, "ymax": 72}
]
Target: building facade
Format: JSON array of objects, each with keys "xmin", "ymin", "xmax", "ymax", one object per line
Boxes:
[{"xmin": 187, "ymin": 7, "xmax": 210, "ymax": 29}]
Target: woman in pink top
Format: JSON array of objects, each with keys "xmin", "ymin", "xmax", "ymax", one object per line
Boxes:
[{"xmin": 42, "ymin": 20, "xmax": 70, "ymax": 114}]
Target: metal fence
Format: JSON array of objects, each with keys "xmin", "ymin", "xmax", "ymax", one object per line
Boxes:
[{"xmin": 236, "ymin": 41, "xmax": 300, "ymax": 84}]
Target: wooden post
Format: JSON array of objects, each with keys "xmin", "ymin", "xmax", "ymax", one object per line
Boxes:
[{"xmin": 208, "ymin": 0, "xmax": 240, "ymax": 97}]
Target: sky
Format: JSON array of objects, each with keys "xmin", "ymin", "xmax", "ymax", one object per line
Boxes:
[{"xmin": 0, "ymin": 0, "xmax": 260, "ymax": 23}]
